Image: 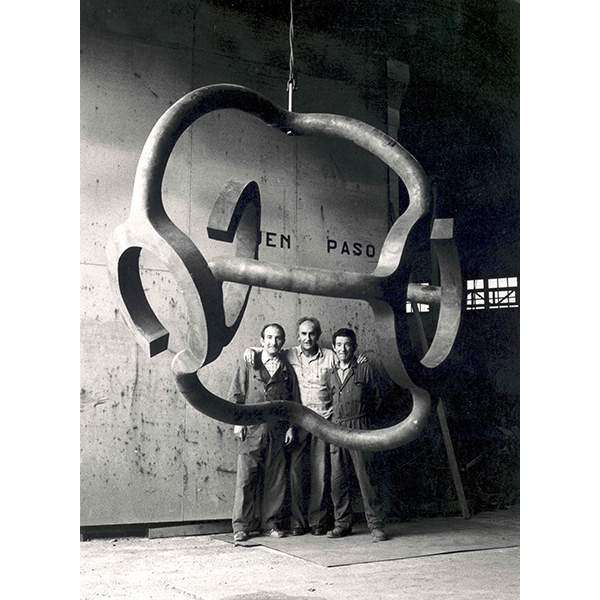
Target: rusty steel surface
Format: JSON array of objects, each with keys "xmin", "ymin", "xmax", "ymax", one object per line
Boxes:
[{"xmin": 106, "ymin": 84, "xmax": 462, "ymax": 451}]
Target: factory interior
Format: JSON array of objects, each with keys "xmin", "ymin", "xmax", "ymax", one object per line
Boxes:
[{"xmin": 6, "ymin": 1, "xmax": 600, "ymax": 599}]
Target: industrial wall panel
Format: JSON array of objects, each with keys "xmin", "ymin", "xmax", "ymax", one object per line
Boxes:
[
  {"xmin": 80, "ymin": 22, "xmax": 196, "ymax": 525},
  {"xmin": 81, "ymin": 264, "xmax": 187, "ymax": 525},
  {"xmin": 80, "ymin": 30, "xmax": 192, "ymax": 268},
  {"xmin": 81, "ymin": 0, "xmax": 196, "ymax": 50}
]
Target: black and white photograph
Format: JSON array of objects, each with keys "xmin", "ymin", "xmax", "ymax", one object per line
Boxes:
[{"xmin": 77, "ymin": 0, "xmax": 525, "ymax": 597}]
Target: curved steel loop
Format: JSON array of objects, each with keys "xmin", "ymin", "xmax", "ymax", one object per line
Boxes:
[
  {"xmin": 106, "ymin": 217, "xmax": 225, "ymax": 366},
  {"xmin": 108, "ymin": 84, "xmax": 462, "ymax": 451},
  {"xmin": 420, "ymin": 219, "xmax": 462, "ymax": 369},
  {"xmin": 106, "ymin": 177, "xmax": 261, "ymax": 370},
  {"xmin": 172, "ymin": 351, "xmax": 431, "ymax": 452},
  {"xmin": 206, "ymin": 180, "xmax": 261, "ymax": 341}
]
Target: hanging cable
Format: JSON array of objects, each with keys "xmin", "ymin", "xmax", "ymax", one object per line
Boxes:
[{"xmin": 287, "ymin": 0, "xmax": 296, "ymax": 112}]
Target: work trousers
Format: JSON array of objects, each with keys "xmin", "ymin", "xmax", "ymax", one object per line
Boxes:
[
  {"xmin": 330, "ymin": 442, "xmax": 385, "ymax": 531},
  {"xmin": 232, "ymin": 427, "xmax": 286, "ymax": 533},
  {"xmin": 289, "ymin": 432, "xmax": 331, "ymax": 530}
]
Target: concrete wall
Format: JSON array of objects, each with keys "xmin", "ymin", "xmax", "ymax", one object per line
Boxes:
[{"xmin": 81, "ymin": 1, "xmax": 392, "ymax": 526}]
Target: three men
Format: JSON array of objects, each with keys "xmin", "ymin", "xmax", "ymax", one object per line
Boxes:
[
  {"xmin": 231, "ymin": 321, "xmax": 387, "ymax": 543},
  {"xmin": 228, "ymin": 323, "xmax": 300, "ymax": 543}
]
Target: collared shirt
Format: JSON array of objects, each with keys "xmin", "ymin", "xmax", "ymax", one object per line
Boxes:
[
  {"xmin": 261, "ymin": 351, "xmax": 281, "ymax": 376},
  {"xmin": 337, "ymin": 364, "xmax": 351, "ymax": 383},
  {"xmin": 284, "ymin": 345, "xmax": 337, "ymax": 416}
]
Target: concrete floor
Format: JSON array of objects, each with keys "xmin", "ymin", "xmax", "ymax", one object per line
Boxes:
[{"xmin": 80, "ymin": 518, "xmax": 519, "ymax": 600}]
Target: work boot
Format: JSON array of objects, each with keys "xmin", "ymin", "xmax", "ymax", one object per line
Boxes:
[
  {"xmin": 370, "ymin": 528, "xmax": 388, "ymax": 542},
  {"xmin": 233, "ymin": 531, "xmax": 248, "ymax": 543},
  {"xmin": 266, "ymin": 528, "xmax": 286, "ymax": 538},
  {"xmin": 326, "ymin": 526, "xmax": 351, "ymax": 538}
]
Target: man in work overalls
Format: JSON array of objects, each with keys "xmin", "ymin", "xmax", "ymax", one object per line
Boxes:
[
  {"xmin": 324, "ymin": 327, "xmax": 389, "ymax": 543},
  {"xmin": 228, "ymin": 323, "xmax": 300, "ymax": 543}
]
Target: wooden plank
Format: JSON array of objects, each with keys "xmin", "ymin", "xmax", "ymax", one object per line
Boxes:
[
  {"xmin": 411, "ymin": 302, "xmax": 471, "ymax": 519},
  {"xmin": 436, "ymin": 400, "xmax": 471, "ymax": 519},
  {"xmin": 148, "ymin": 520, "xmax": 231, "ymax": 539}
]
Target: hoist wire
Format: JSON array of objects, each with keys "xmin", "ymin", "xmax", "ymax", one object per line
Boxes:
[
  {"xmin": 288, "ymin": 0, "xmax": 295, "ymax": 85},
  {"xmin": 287, "ymin": 0, "xmax": 296, "ymax": 111}
]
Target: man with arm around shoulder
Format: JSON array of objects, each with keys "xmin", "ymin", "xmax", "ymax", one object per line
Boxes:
[{"xmin": 324, "ymin": 327, "xmax": 388, "ymax": 543}]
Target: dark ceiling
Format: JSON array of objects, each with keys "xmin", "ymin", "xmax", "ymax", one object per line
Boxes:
[{"xmin": 209, "ymin": 0, "xmax": 518, "ymax": 97}]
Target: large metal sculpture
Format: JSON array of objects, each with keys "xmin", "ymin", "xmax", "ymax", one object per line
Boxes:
[{"xmin": 107, "ymin": 84, "xmax": 462, "ymax": 451}]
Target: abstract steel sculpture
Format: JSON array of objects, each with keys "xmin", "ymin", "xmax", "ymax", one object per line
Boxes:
[{"xmin": 107, "ymin": 84, "xmax": 462, "ymax": 451}]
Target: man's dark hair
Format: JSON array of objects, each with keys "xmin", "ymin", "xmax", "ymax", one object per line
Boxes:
[
  {"xmin": 296, "ymin": 316, "xmax": 322, "ymax": 338},
  {"xmin": 332, "ymin": 328, "xmax": 357, "ymax": 347},
  {"xmin": 260, "ymin": 323, "xmax": 286, "ymax": 340}
]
